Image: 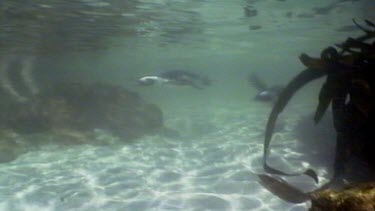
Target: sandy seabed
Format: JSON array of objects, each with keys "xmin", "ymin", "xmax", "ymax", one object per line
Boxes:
[{"xmin": 0, "ymin": 103, "xmax": 333, "ymax": 211}]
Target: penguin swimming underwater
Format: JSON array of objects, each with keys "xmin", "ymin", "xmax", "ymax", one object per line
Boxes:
[
  {"xmin": 137, "ymin": 76, "xmax": 170, "ymax": 86},
  {"xmin": 137, "ymin": 70, "xmax": 211, "ymax": 89},
  {"xmin": 248, "ymin": 73, "xmax": 283, "ymax": 102}
]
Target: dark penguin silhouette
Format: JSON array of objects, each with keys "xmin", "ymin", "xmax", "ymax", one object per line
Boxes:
[
  {"xmin": 248, "ymin": 73, "xmax": 283, "ymax": 102},
  {"xmin": 137, "ymin": 70, "xmax": 211, "ymax": 89}
]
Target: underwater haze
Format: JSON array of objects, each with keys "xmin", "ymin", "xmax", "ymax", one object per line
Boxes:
[{"xmin": 0, "ymin": 0, "xmax": 374, "ymax": 210}]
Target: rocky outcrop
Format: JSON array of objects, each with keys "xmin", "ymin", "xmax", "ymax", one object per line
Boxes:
[
  {"xmin": 310, "ymin": 183, "xmax": 375, "ymax": 211},
  {"xmin": 0, "ymin": 82, "xmax": 165, "ymax": 162}
]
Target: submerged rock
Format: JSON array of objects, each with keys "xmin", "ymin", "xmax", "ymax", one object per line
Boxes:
[
  {"xmin": 0, "ymin": 82, "xmax": 165, "ymax": 162},
  {"xmin": 22, "ymin": 83, "xmax": 163, "ymax": 139},
  {"xmin": 0, "ymin": 130, "xmax": 26, "ymax": 163},
  {"xmin": 43, "ymin": 82, "xmax": 164, "ymax": 140},
  {"xmin": 310, "ymin": 183, "xmax": 375, "ymax": 211}
]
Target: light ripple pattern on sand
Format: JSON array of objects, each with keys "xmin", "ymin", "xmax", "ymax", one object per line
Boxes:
[{"xmin": 0, "ymin": 105, "xmax": 324, "ymax": 211}]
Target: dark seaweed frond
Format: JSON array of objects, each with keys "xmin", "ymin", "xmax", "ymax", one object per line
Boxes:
[
  {"xmin": 364, "ymin": 19, "xmax": 375, "ymax": 29},
  {"xmin": 314, "ymin": 80, "xmax": 334, "ymax": 124},
  {"xmin": 260, "ymin": 19, "xmax": 375, "ymax": 203},
  {"xmin": 263, "ymin": 68, "xmax": 326, "ymax": 183},
  {"xmin": 257, "ymin": 173, "xmax": 334, "ymax": 204},
  {"xmin": 257, "ymin": 174, "xmax": 310, "ymax": 203},
  {"xmin": 353, "ymin": 19, "xmax": 373, "ymax": 34}
]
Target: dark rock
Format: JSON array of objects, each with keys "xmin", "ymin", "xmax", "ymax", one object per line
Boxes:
[
  {"xmin": 310, "ymin": 182, "xmax": 375, "ymax": 211},
  {"xmin": 1, "ymin": 82, "xmax": 164, "ymax": 142},
  {"xmin": 51, "ymin": 83, "xmax": 163, "ymax": 139},
  {"xmin": 0, "ymin": 130, "xmax": 26, "ymax": 163}
]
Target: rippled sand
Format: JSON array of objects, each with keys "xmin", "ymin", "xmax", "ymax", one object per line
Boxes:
[{"xmin": 0, "ymin": 102, "xmax": 333, "ymax": 211}]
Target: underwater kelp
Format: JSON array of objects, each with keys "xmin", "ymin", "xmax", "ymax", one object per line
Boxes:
[{"xmin": 258, "ymin": 19, "xmax": 375, "ymax": 207}]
